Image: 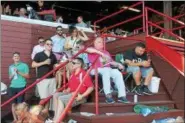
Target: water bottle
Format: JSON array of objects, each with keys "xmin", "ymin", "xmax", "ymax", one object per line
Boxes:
[{"xmin": 134, "ymin": 94, "xmax": 138, "ymax": 103}]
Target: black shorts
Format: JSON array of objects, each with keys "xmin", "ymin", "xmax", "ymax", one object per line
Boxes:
[{"xmin": 9, "ymin": 87, "xmax": 25, "ymax": 104}]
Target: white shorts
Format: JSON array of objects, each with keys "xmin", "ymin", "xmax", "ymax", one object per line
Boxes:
[{"xmin": 37, "ymin": 78, "xmax": 56, "ymax": 99}]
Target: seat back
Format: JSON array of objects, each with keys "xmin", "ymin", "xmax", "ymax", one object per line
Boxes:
[{"xmin": 115, "ymin": 53, "xmax": 125, "ymax": 64}]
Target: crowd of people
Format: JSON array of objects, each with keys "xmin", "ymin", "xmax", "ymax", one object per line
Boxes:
[
  {"xmin": 7, "ymin": 24, "xmax": 155, "ymax": 122},
  {"xmin": 1, "ymin": 1, "xmax": 89, "ymax": 28}
]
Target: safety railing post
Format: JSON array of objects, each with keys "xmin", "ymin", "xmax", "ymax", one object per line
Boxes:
[
  {"xmin": 63, "ymin": 67, "xmax": 66, "ymax": 89},
  {"xmin": 145, "ymin": 8, "xmax": 149, "ymax": 36},
  {"xmin": 142, "ymin": 1, "xmax": 146, "ymax": 32},
  {"xmin": 95, "ymin": 63, "xmax": 99, "ymax": 115}
]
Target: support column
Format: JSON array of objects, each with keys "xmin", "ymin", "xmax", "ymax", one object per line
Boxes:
[{"xmin": 163, "ymin": 1, "xmax": 172, "ymax": 38}]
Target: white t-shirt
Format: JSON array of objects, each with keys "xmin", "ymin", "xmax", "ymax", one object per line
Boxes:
[{"xmin": 31, "ymin": 45, "xmax": 45, "ymax": 59}]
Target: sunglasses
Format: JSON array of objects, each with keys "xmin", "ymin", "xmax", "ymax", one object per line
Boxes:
[
  {"xmin": 72, "ymin": 62, "xmax": 80, "ymax": 65},
  {"xmin": 39, "ymin": 41, "xmax": 45, "ymax": 43},
  {"xmin": 57, "ymin": 29, "xmax": 63, "ymax": 32},
  {"xmin": 46, "ymin": 43, "xmax": 53, "ymax": 46}
]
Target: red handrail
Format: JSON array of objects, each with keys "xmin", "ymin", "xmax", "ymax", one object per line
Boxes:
[
  {"xmin": 1, "ymin": 39, "xmax": 94, "ymax": 108},
  {"xmin": 147, "ymin": 21, "xmax": 184, "ymax": 41},
  {"xmin": 134, "ymin": 13, "xmax": 185, "ymax": 33},
  {"xmin": 100, "ymin": 14, "xmax": 143, "ymax": 32},
  {"xmin": 57, "ymin": 56, "xmax": 99, "ymax": 123},
  {"xmin": 102, "ymin": 34, "xmax": 144, "ymax": 42},
  {"xmin": 152, "ymin": 25, "xmax": 185, "ymax": 37},
  {"xmin": 146, "ymin": 37, "xmax": 184, "ymax": 76},
  {"xmin": 93, "ymin": 1, "xmax": 142, "ymax": 31},
  {"xmin": 146, "ymin": 7, "xmax": 185, "ymax": 26},
  {"xmin": 95, "ymin": 63, "xmax": 99, "ymax": 115}
]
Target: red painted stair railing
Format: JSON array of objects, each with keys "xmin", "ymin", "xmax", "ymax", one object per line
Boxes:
[{"xmin": 146, "ymin": 36, "xmax": 184, "ymax": 76}]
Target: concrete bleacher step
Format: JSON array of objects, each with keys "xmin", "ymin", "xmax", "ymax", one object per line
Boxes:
[
  {"xmin": 78, "ymin": 100, "xmax": 175, "ymax": 114},
  {"xmin": 91, "ymin": 92, "xmax": 170, "ymax": 102},
  {"xmin": 69, "ymin": 109, "xmax": 184, "ymax": 123}
]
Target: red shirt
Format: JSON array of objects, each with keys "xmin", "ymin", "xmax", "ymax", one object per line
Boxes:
[{"xmin": 68, "ymin": 69, "xmax": 93, "ymax": 94}]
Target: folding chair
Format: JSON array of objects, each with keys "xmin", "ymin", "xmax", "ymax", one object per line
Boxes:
[{"xmin": 115, "ymin": 53, "xmax": 134, "ymax": 92}]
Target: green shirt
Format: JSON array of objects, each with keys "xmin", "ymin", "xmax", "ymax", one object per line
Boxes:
[{"xmin": 9, "ymin": 62, "xmax": 29, "ymax": 88}]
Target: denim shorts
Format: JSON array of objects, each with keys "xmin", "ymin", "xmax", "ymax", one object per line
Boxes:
[
  {"xmin": 127, "ymin": 66, "xmax": 153, "ymax": 78},
  {"xmin": 9, "ymin": 87, "xmax": 25, "ymax": 104}
]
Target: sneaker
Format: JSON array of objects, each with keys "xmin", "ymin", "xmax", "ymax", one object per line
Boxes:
[
  {"xmin": 118, "ymin": 97, "xmax": 130, "ymax": 103},
  {"xmin": 105, "ymin": 97, "xmax": 115, "ymax": 104},
  {"xmin": 134, "ymin": 85, "xmax": 143, "ymax": 95},
  {"xmin": 142, "ymin": 86, "xmax": 153, "ymax": 95}
]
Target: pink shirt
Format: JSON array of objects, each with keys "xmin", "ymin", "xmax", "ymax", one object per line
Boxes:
[
  {"xmin": 88, "ymin": 49, "xmax": 113, "ymax": 68},
  {"xmin": 31, "ymin": 45, "xmax": 45, "ymax": 59}
]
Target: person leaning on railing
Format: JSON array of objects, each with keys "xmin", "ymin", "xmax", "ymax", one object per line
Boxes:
[{"xmin": 50, "ymin": 58, "xmax": 94, "ymax": 122}]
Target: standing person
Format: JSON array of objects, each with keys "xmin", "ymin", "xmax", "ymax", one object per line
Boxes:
[
  {"xmin": 64, "ymin": 26, "xmax": 89, "ymax": 57},
  {"xmin": 32, "ymin": 39, "xmax": 57, "ymax": 113},
  {"xmin": 86, "ymin": 37, "xmax": 129, "ymax": 104},
  {"xmin": 31, "ymin": 37, "xmax": 45, "ymax": 60},
  {"xmin": 51, "ymin": 26, "xmax": 66, "ymax": 62},
  {"xmin": 75, "ymin": 16, "xmax": 87, "ymax": 28},
  {"xmin": 124, "ymin": 43, "xmax": 154, "ymax": 95},
  {"xmin": 8, "ymin": 52, "xmax": 30, "ymax": 122}
]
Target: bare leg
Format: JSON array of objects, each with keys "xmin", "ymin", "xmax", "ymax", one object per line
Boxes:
[
  {"xmin": 133, "ymin": 71, "xmax": 142, "ymax": 85},
  {"xmin": 53, "ymin": 93, "xmax": 60, "ymax": 120},
  {"xmin": 144, "ymin": 69, "xmax": 154, "ymax": 86},
  {"xmin": 12, "ymin": 103, "xmax": 17, "ymax": 122},
  {"xmin": 56, "ymin": 70, "xmax": 62, "ymax": 89}
]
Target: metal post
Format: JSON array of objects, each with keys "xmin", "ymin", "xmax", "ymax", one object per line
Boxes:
[
  {"xmin": 95, "ymin": 63, "xmax": 99, "ymax": 115},
  {"xmin": 142, "ymin": 1, "xmax": 146, "ymax": 32},
  {"xmin": 145, "ymin": 8, "xmax": 149, "ymax": 36}
]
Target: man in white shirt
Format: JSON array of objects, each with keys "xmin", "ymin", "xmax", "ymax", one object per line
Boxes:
[
  {"xmin": 31, "ymin": 37, "xmax": 45, "ymax": 60},
  {"xmin": 51, "ymin": 26, "xmax": 66, "ymax": 61}
]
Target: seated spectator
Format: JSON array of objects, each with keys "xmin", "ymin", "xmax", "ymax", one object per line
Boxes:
[
  {"xmin": 9, "ymin": 52, "xmax": 30, "ymax": 122},
  {"xmin": 14, "ymin": 102, "xmax": 29, "ymax": 123},
  {"xmin": 107, "ymin": 31, "xmax": 116, "ymax": 42},
  {"xmin": 3, "ymin": 3, "xmax": 11, "ymax": 15},
  {"xmin": 86, "ymin": 37, "xmax": 129, "ymax": 104},
  {"xmin": 19, "ymin": 8, "xmax": 27, "ymax": 18},
  {"xmin": 51, "ymin": 26, "xmax": 66, "ymax": 61},
  {"xmin": 13, "ymin": 8, "xmax": 19, "ymax": 17},
  {"xmin": 56, "ymin": 15, "xmax": 63, "ymax": 24},
  {"xmin": 52, "ymin": 58, "xmax": 94, "ymax": 122},
  {"xmin": 64, "ymin": 26, "xmax": 89, "ymax": 57},
  {"xmin": 31, "ymin": 37, "xmax": 45, "ymax": 60},
  {"xmin": 75, "ymin": 16, "xmax": 87, "ymax": 28},
  {"xmin": 29, "ymin": 105, "xmax": 48, "ymax": 123},
  {"xmin": 72, "ymin": 41, "xmax": 90, "ymax": 69},
  {"xmin": 124, "ymin": 43, "xmax": 154, "ymax": 95}
]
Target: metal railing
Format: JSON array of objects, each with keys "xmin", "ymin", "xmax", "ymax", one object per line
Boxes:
[
  {"xmin": 1, "ymin": 39, "xmax": 94, "ymax": 108},
  {"xmin": 93, "ymin": 1, "xmax": 145, "ymax": 33},
  {"xmin": 145, "ymin": 7, "xmax": 185, "ymax": 41}
]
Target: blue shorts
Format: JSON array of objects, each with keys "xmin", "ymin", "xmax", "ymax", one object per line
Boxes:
[
  {"xmin": 9, "ymin": 87, "xmax": 25, "ymax": 104},
  {"xmin": 127, "ymin": 66, "xmax": 153, "ymax": 78}
]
